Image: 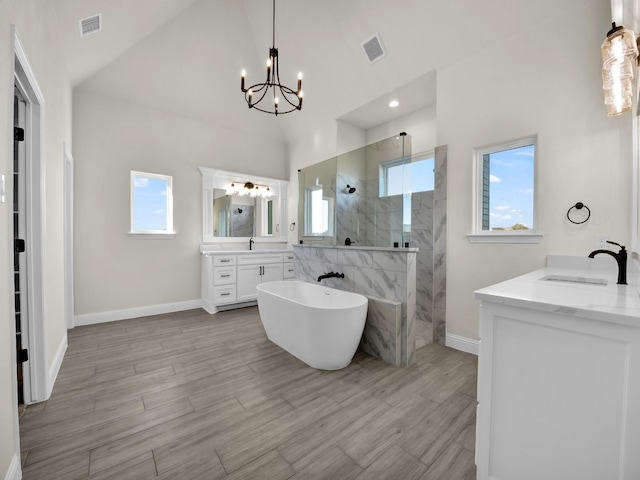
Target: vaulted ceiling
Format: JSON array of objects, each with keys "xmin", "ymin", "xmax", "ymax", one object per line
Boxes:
[{"xmin": 52, "ymin": 0, "xmax": 598, "ymax": 142}]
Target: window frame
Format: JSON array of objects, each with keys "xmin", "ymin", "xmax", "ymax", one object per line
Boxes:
[
  {"xmin": 469, "ymin": 136, "xmax": 542, "ymax": 244},
  {"xmin": 129, "ymin": 170, "xmax": 175, "ymax": 239},
  {"xmin": 380, "ymin": 151, "xmax": 435, "ymax": 198},
  {"xmin": 304, "ymin": 184, "xmax": 334, "ymax": 236}
]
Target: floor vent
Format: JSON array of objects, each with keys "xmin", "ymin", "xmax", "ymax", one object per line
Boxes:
[
  {"xmin": 361, "ymin": 33, "xmax": 386, "ymax": 64},
  {"xmin": 80, "ymin": 14, "xmax": 102, "ymax": 37}
]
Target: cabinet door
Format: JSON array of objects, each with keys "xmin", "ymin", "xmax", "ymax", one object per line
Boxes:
[
  {"xmin": 262, "ymin": 263, "xmax": 283, "ymax": 283},
  {"xmin": 236, "ymin": 264, "xmax": 262, "ymax": 301}
]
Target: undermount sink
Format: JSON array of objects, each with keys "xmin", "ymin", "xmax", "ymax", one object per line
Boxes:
[{"xmin": 540, "ymin": 274, "xmax": 608, "ymax": 286}]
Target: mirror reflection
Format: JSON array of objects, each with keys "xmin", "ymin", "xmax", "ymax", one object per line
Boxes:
[
  {"xmin": 212, "ymin": 190, "xmax": 280, "ymax": 237},
  {"xmin": 200, "ymin": 167, "xmax": 287, "ymax": 242}
]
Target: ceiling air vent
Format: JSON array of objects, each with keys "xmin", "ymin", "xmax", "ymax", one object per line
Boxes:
[
  {"xmin": 361, "ymin": 33, "xmax": 386, "ymax": 64},
  {"xmin": 79, "ymin": 14, "xmax": 102, "ymax": 37}
]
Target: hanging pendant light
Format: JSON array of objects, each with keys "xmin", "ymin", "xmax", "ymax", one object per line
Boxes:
[
  {"xmin": 601, "ymin": 22, "xmax": 639, "ymax": 116},
  {"xmin": 240, "ymin": 0, "xmax": 303, "ymax": 116}
]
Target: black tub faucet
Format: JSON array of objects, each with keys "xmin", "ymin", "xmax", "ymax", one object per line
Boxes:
[
  {"xmin": 317, "ymin": 272, "xmax": 345, "ymax": 282},
  {"xmin": 588, "ymin": 240, "xmax": 627, "ymax": 285}
]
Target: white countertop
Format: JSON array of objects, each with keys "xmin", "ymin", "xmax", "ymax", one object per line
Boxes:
[
  {"xmin": 200, "ymin": 249, "xmax": 292, "ymax": 255},
  {"xmin": 474, "ymin": 255, "xmax": 640, "ymax": 327},
  {"xmin": 293, "ymin": 244, "xmax": 419, "ymax": 253}
]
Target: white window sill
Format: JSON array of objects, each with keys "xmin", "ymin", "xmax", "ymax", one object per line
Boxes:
[
  {"xmin": 128, "ymin": 232, "xmax": 176, "ymax": 240},
  {"xmin": 467, "ymin": 232, "xmax": 543, "ymax": 244}
]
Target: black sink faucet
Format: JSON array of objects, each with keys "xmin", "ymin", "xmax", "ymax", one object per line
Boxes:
[
  {"xmin": 317, "ymin": 272, "xmax": 345, "ymax": 282},
  {"xmin": 249, "ymin": 237, "xmax": 254, "ymax": 251},
  {"xmin": 588, "ymin": 240, "xmax": 627, "ymax": 285}
]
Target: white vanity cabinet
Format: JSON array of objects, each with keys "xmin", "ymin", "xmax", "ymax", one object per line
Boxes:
[
  {"xmin": 284, "ymin": 252, "xmax": 295, "ymax": 279},
  {"xmin": 475, "ymin": 263, "xmax": 640, "ymax": 480},
  {"xmin": 236, "ymin": 254, "xmax": 284, "ymax": 301},
  {"xmin": 201, "ymin": 252, "xmax": 287, "ymax": 313}
]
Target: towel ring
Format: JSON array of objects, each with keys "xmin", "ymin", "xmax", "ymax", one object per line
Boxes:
[{"xmin": 567, "ymin": 202, "xmax": 590, "ymax": 224}]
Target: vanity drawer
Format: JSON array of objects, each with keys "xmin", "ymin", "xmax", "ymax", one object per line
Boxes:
[
  {"xmin": 284, "ymin": 252, "xmax": 295, "ymax": 262},
  {"xmin": 214, "ymin": 255, "xmax": 236, "ymax": 267},
  {"xmin": 213, "ymin": 285, "xmax": 236, "ymax": 304},
  {"xmin": 214, "ymin": 266, "xmax": 236, "ymax": 285},
  {"xmin": 283, "ymin": 262, "xmax": 295, "ymax": 279},
  {"xmin": 237, "ymin": 254, "xmax": 284, "ymax": 265}
]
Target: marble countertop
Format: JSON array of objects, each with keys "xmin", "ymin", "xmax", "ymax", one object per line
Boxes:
[
  {"xmin": 293, "ymin": 244, "xmax": 419, "ymax": 253},
  {"xmin": 474, "ymin": 255, "xmax": 640, "ymax": 327},
  {"xmin": 200, "ymin": 249, "xmax": 292, "ymax": 255}
]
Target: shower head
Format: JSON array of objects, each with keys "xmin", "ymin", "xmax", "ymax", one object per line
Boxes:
[
  {"xmin": 236, "ymin": 208, "xmax": 243, "ymax": 214},
  {"xmin": 346, "ymin": 184, "xmax": 356, "ymax": 194}
]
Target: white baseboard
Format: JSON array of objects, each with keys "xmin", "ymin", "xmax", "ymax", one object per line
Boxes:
[
  {"xmin": 4, "ymin": 452, "xmax": 21, "ymax": 480},
  {"xmin": 74, "ymin": 299, "xmax": 203, "ymax": 326},
  {"xmin": 48, "ymin": 333, "xmax": 67, "ymax": 397},
  {"xmin": 446, "ymin": 333, "xmax": 479, "ymax": 356}
]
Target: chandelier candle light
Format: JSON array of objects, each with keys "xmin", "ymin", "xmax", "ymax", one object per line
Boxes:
[
  {"xmin": 241, "ymin": 0, "xmax": 303, "ymax": 115},
  {"xmin": 601, "ymin": 22, "xmax": 639, "ymax": 116}
]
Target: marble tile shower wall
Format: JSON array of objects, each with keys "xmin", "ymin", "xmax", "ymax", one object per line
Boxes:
[
  {"xmin": 411, "ymin": 190, "xmax": 434, "ymax": 324},
  {"xmin": 231, "ymin": 205, "xmax": 254, "ymax": 237},
  {"xmin": 293, "ymin": 245, "xmax": 417, "ymax": 366},
  {"xmin": 365, "ymin": 188, "xmax": 404, "ymax": 248},
  {"xmin": 336, "ymin": 175, "xmax": 366, "ymax": 246},
  {"xmin": 432, "ymin": 145, "xmax": 447, "ymax": 345}
]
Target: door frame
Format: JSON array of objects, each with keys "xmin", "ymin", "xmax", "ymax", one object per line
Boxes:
[
  {"xmin": 64, "ymin": 143, "xmax": 74, "ymax": 330},
  {"xmin": 10, "ymin": 27, "xmax": 48, "ymax": 406}
]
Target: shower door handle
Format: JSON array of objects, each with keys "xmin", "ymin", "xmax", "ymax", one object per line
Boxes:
[{"xmin": 15, "ymin": 239, "xmax": 25, "ymax": 253}]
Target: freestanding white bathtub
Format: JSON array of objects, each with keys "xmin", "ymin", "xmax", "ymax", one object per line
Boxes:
[{"xmin": 256, "ymin": 280, "xmax": 368, "ymax": 370}]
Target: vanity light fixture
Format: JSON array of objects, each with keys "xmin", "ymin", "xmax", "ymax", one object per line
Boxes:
[
  {"xmin": 240, "ymin": 0, "xmax": 303, "ymax": 116},
  {"xmin": 227, "ymin": 181, "xmax": 272, "ymax": 197},
  {"xmin": 601, "ymin": 22, "xmax": 639, "ymax": 116}
]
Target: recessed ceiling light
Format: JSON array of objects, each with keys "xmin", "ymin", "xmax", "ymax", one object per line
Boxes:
[{"xmin": 389, "ymin": 100, "xmax": 399, "ymax": 108}]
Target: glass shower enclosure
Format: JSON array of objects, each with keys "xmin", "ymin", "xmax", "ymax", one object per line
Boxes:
[{"xmin": 298, "ymin": 133, "xmax": 412, "ymax": 247}]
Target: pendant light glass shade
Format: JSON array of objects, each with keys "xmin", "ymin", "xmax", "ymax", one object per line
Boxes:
[{"xmin": 601, "ymin": 23, "xmax": 639, "ymax": 116}]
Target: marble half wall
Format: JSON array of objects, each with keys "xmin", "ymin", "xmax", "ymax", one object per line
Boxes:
[
  {"xmin": 293, "ymin": 245, "xmax": 417, "ymax": 366},
  {"xmin": 360, "ymin": 296, "xmax": 402, "ymax": 365}
]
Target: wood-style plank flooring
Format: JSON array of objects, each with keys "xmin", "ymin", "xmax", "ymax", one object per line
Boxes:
[{"xmin": 19, "ymin": 307, "xmax": 477, "ymax": 479}]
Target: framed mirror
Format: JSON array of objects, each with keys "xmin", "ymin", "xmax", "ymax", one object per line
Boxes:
[{"xmin": 200, "ymin": 167, "xmax": 288, "ymax": 243}]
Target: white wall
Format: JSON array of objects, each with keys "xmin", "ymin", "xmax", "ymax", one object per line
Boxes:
[
  {"xmin": 285, "ymin": 0, "xmax": 631, "ymax": 345},
  {"xmin": 73, "ymin": 90, "xmax": 287, "ymax": 316},
  {"xmin": 0, "ymin": 0, "xmax": 72, "ymax": 477},
  {"xmin": 438, "ymin": 0, "xmax": 631, "ymax": 340}
]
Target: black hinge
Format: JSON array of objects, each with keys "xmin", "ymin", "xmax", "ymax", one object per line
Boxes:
[
  {"xmin": 17, "ymin": 349, "xmax": 28, "ymax": 363},
  {"xmin": 14, "ymin": 127, "xmax": 24, "ymax": 142},
  {"xmin": 15, "ymin": 239, "xmax": 25, "ymax": 253}
]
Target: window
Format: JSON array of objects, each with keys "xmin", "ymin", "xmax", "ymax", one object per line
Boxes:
[
  {"xmin": 130, "ymin": 171, "xmax": 174, "ymax": 237},
  {"xmin": 381, "ymin": 154, "xmax": 434, "ymax": 197},
  {"xmin": 380, "ymin": 153, "xmax": 435, "ymax": 230},
  {"xmin": 305, "ymin": 185, "xmax": 333, "ymax": 236},
  {"xmin": 471, "ymin": 137, "xmax": 541, "ymax": 243}
]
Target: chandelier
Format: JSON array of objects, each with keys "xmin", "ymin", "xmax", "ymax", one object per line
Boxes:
[{"xmin": 240, "ymin": 0, "xmax": 303, "ymax": 115}]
